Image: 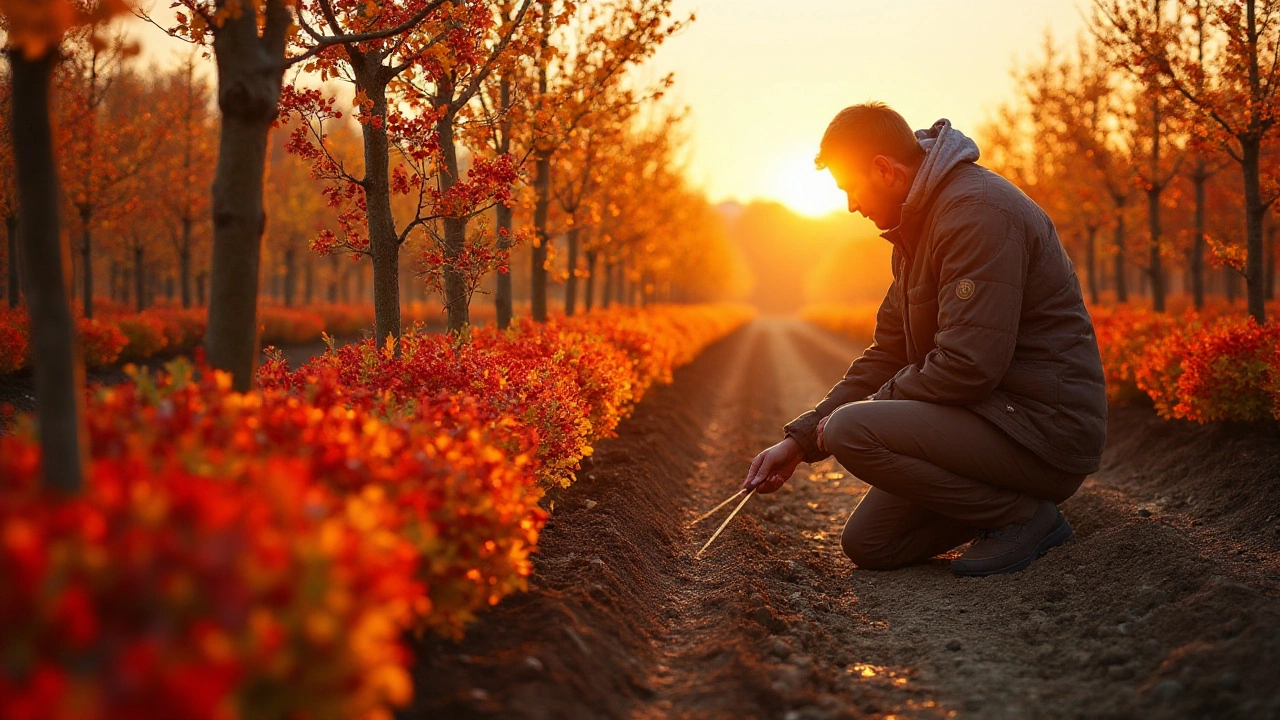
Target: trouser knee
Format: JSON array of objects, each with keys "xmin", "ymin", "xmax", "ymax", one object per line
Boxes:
[
  {"xmin": 822, "ymin": 401, "xmax": 878, "ymax": 461},
  {"xmin": 840, "ymin": 524, "xmax": 902, "ymax": 571}
]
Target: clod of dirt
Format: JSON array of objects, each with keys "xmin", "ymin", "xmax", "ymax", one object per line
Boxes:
[
  {"xmin": 1153, "ymin": 679, "xmax": 1184, "ymax": 702},
  {"xmin": 584, "ymin": 499, "xmax": 598, "ymax": 510},
  {"xmin": 1215, "ymin": 672, "xmax": 1242, "ymax": 692},
  {"xmin": 1098, "ymin": 649, "xmax": 1130, "ymax": 666},
  {"xmin": 945, "ymin": 639, "xmax": 962, "ymax": 652},
  {"xmin": 1107, "ymin": 665, "xmax": 1136, "ymax": 681}
]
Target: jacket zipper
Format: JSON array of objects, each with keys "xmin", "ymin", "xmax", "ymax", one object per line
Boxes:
[{"xmin": 893, "ymin": 236, "xmax": 916, "ymax": 363}]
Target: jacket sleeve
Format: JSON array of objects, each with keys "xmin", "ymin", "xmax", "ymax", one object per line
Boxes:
[
  {"xmin": 871, "ymin": 202, "xmax": 1026, "ymax": 405},
  {"xmin": 782, "ymin": 282, "xmax": 909, "ymax": 463}
]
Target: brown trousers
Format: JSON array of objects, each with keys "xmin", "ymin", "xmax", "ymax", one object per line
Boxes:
[{"xmin": 821, "ymin": 400, "xmax": 1085, "ymax": 570}]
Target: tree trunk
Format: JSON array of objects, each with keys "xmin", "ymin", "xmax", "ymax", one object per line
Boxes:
[
  {"xmin": 584, "ymin": 248, "xmax": 598, "ymax": 312},
  {"xmin": 328, "ymin": 254, "xmax": 340, "ymax": 303},
  {"xmin": 108, "ymin": 258, "xmax": 119, "ymax": 303},
  {"xmin": 1147, "ymin": 184, "xmax": 1164, "ymax": 312},
  {"xmin": 495, "ymin": 201, "xmax": 515, "ymax": 328},
  {"xmin": 1147, "ymin": 0, "xmax": 1165, "ymax": 313},
  {"xmin": 11, "ymin": 50, "xmax": 87, "ymax": 494},
  {"xmin": 79, "ymin": 207, "xmax": 93, "ymax": 318},
  {"xmin": 531, "ymin": 149, "xmax": 552, "ymax": 322},
  {"xmin": 1191, "ymin": 163, "xmax": 1207, "ymax": 309},
  {"xmin": 1113, "ymin": 204, "xmax": 1128, "ymax": 304},
  {"xmin": 180, "ymin": 215, "xmax": 194, "ymax": 309},
  {"xmin": 602, "ymin": 259, "xmax": 614, "ymax": 308},
  {"xmin": 358, "ymin": 70, "xmax": 403, "ymax": 346},
  {"xmin": 6, "ymin": 213, "xmax": 19, "ymax": 308},
  {"xmin": 531, "ymin": 4, "xmax": 552, "ymax": 323},
  {"xmin": 304, "ymin": 255, "xmax": 314, "ymax": 306},
  {"xmin": 494, "ymin": 76, "xmax": 515, "ymax": 330},
  {"xmin": 134, "ymin": 245, "xmax": 146, "ymax": 313},
  {"xmin": 436, "ymin": 103, "xmax": 471, "ymax": 334},
  {"xmin": 283, "ymin": 246, "xmax": 296, "ymax": 308},
  {"xmin": 1267, "ymin": 223, "xmax": 1277, "ymax": 301},
  {"xmin": 1242, "ymin": 140, "xmax": 1267, "ymax": 321},
  {"xmin": 564, "ymin": 226, "xmax": 580, "ymax": 316},
  {"xmin": 1085, "ymin": 225, "xmax": 1099, "ymax": 306},
  {"xmin": 205, "ymin": 0, "xmax": 290, "ymax": 391}
]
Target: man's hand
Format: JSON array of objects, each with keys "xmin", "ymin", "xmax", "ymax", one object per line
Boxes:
[{"xmin": 742, "ymin": 436, "xmax": 805, "ymax": 494}]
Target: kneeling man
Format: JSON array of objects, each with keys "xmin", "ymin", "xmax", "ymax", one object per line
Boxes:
[{"xmin": 743, "ymin": 102, "xmax": 1107, "ymax": 577}]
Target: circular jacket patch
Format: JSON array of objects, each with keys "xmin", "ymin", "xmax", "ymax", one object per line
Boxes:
[{"xmin": 956, "ymin": 278, "xmax": 976, "ymax": 300}]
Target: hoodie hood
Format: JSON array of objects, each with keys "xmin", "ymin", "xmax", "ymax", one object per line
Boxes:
[{"xmin": 884, "ymin": 118, "xmax": 980, "ymax": 238}]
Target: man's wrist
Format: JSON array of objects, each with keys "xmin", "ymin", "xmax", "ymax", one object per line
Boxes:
[{"xmin": 781, "ymin": 433, "xmax": 805, "ymax": 460}]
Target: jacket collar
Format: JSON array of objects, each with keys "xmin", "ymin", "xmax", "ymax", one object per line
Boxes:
[{"xmin": 879, "ymin": 118, "xmax": 981, "ymax": 254}]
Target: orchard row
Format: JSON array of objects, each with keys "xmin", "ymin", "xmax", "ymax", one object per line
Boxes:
[
  {"xmin": 0, "ymin": 303, "xmax": 754, "ymax": 720},
  {"xmin": 0, "ymin": 301, "xmax": 476, "ymax": 375}
]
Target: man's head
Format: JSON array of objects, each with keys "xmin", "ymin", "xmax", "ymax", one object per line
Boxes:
[{"xmin": 816, "ymin": 102, "xmax": 924, "ymax": 230}]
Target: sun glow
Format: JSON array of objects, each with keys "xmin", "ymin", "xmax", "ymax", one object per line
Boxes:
[{"xmin": 768, "ymin": 150, "xmax": 847, "ymax": 217}]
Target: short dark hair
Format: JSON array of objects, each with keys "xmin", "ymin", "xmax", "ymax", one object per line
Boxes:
[{"xmin": 816, "ymin": 102, "xmax": 925, "ymax": 171}]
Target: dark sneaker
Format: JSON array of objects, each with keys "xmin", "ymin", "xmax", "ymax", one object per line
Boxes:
[{"xmin": 951, "ymin": 499, "xmax": 1073, "ymax": 577}]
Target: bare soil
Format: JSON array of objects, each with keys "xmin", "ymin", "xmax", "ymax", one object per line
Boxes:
[{"xmin": 407, "ymin": 317, "xmax": 1280, "ymax": 720}]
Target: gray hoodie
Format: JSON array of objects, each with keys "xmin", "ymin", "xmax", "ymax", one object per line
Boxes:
[{"xmin": 888, "ymin": 118, "xmax": 981, "ymax": 237}]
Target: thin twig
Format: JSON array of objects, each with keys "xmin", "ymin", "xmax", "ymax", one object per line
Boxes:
[
  {"xmin": 696, "ymin": 487, "xmax": 756, "ymax": 559},
  {"xmin": 687, "ymin": 488, "xmax": 745, "ymax": 527}
]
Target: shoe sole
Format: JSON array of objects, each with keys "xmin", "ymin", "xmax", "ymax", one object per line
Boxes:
[{"xmin": 952, "ymin": 516, "xmax": 1075, "ymax": 578}]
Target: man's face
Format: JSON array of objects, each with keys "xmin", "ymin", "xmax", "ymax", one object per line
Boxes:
[{"xmin": 828, "ymin": 155, "xmax": 911, "ymax": 230}]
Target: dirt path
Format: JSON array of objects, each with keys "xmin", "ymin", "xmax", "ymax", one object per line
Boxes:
[{"xmin": 409, "ymin": 317, "xmax": 1280, "ymax": 720}]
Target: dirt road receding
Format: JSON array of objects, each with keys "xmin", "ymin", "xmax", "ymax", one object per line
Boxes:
[{"xmin": 408, "ymin": 317, "xmax": 1280, "ymax": 720}]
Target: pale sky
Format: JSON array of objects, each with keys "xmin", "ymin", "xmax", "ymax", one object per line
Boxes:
[
  {"xmin": 124, "ymin": 0, "xmax": 1091, "ymax": 217},
  {"xmin": 649, "ymin": 0, "xmax": 1091, "ymax": 215}
]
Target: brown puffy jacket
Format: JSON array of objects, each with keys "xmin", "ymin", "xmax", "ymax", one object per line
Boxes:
[{"xmin": 784, "ymin": 135, "xmax": 1108, "ymax": 475}]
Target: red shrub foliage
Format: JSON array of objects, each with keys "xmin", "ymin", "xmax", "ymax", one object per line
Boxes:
[
  {"xmin": 0, "ymin": 308, "xmax": 29, "ymax": 374},
  {"xmin": 2, "ymin": 303, "xmax": 754, "ymax": 718},
  {"xmin": 144, "ymin": 308, "xmax": 208, "ymax": 353},
  {"xmin": 1, "ymin": 383, "xmax": 423, "ymax": 719},
  {"xmin": 76, "ymin": 317, "xmax": 128, "ymax": 369},
  {"xmin": 806, "ymin": 301, "xmax": 1280, "ymax": 424},
  {"xmin": 113, "ymin": 314, "xmax": 169, "ymax": 363},
  {"xmin": 1172, "ymin": 319, "xmax": 1280, "ymax": 423}
]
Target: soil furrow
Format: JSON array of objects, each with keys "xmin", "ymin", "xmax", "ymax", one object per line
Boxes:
[{"xmin": 407, "ymin": 318, "xmax": 1280, "ymax": 720}]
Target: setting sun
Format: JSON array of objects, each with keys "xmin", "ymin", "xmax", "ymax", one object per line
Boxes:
[{"xmin": 768, "ymin": 149, "xmax": 847, "ymax": 217}]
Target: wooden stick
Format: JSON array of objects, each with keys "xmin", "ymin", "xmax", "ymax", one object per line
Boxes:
[
  {"xmin": 688, "ymin": 488, "xmax": 746, "ymax": 527},
  {"xmin": 696, "ymin": 486, "xmax": 757, "ymax": 558}
]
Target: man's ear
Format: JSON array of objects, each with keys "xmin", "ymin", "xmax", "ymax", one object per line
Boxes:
[{"xmin": 870, "ymin": 155, "xmax": 893, "ymax": 183}]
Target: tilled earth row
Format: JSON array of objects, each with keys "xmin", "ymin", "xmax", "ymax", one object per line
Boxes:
[{"xmin": 408, "ymin": 317, "xmax": 1280, "ymax": 720}]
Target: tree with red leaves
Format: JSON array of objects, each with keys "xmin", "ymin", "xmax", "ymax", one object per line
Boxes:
[
  {"xmin": 522, "ymin": 0, "xmax": 687, "ymax": 322},
  {"xmin": 1094, "ymin": 0, "xmax": 1280, "ymax": 321},
  {"xmin": 280, "ymin": 0, "xmax": 534, "ymax": 340},
  {"xmin": 0, "ymin": 0, "xmax": 130, "ymax": 492}
]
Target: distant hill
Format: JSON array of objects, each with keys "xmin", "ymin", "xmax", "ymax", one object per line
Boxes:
[{"xmin": 718, "ymin": 200, "xmax": 891, "ymax": 314}]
